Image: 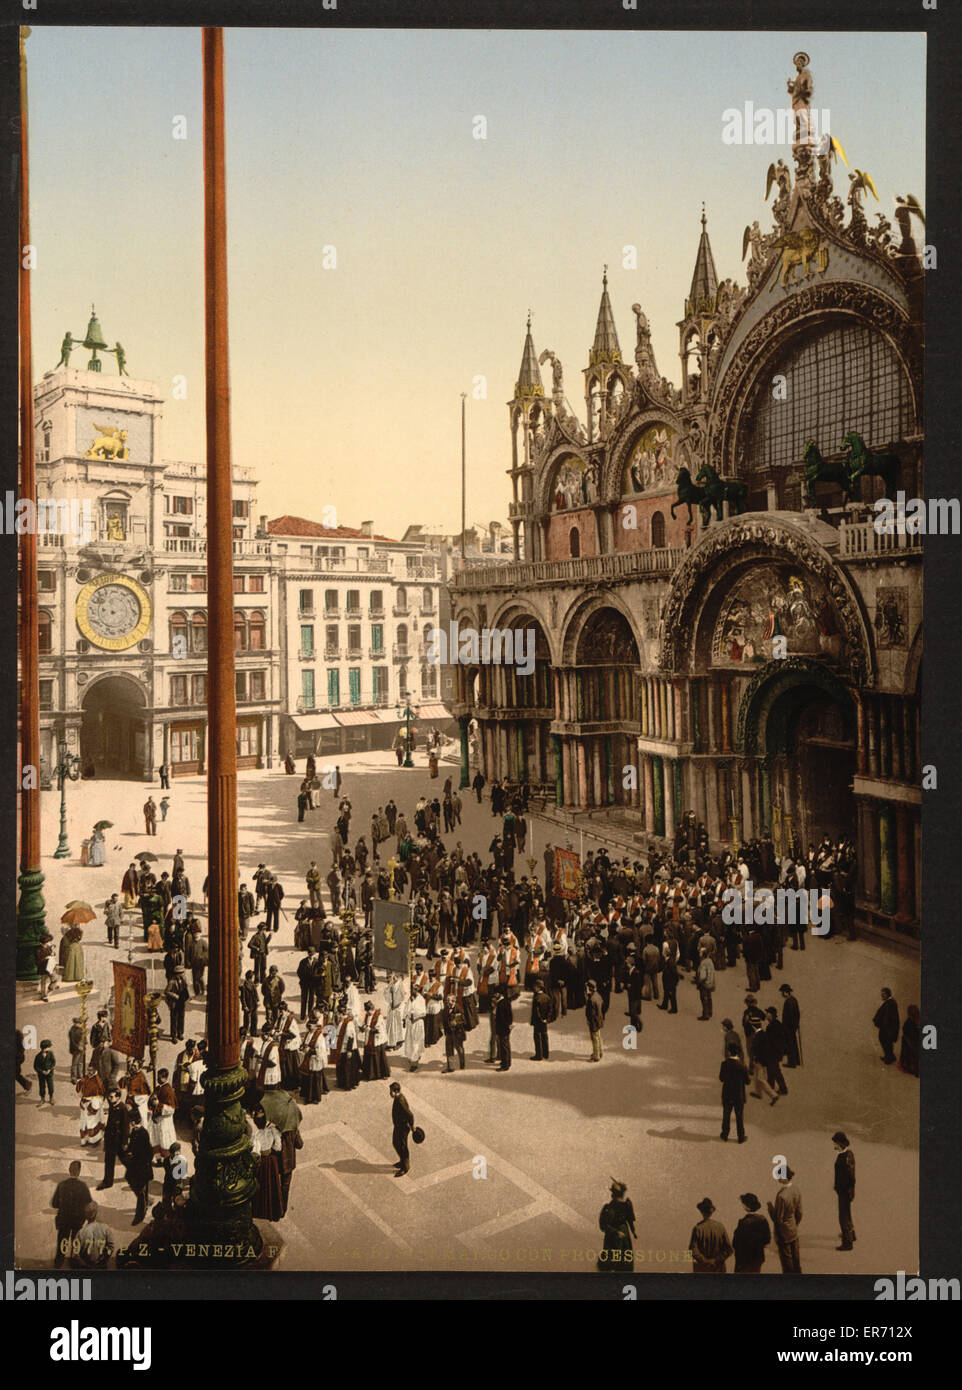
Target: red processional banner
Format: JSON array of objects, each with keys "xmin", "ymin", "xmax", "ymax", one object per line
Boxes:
[
  {"xmin": 553, "ymin": 848, "xmax": 581, "ymax": 901},
  {"xmin": 111, "ymin": 961, "xmax": 148, "ymax": 1058}
]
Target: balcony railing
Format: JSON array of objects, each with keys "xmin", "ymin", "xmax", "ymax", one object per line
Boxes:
[
  {"xmin": 313, "ymin": 555, "xmax": 391, "ymax": 574},
  {"xmin": 393, "ymin": 645, "xmax": 410, "ymax": 661},
  {"xmin": 393, "ymin": 604, "xmax": 408, "ymax": 616},
  {"xmin": 298, "ymin": 649, "xmax": 315, "ymax": 661},
  {"xmin": 838, "ymin": 517, "xmax": 924, "ymax": 558},
  {"xmin": 451, "ymin": 546, "xmax": 685, "ymax": 590},
  {"xmin": 369, "ymin": 647, "xmax": 386, "ymax": 660},
  {"xmin": 369, "ymin": 607, "xmax": 385, "ymax": 619},
  {"xmin": 324, "ymin": 647, "xmax": 341, "ymax": 660},
  {"xmin": 346, "ymin": 648, "xmax": 363, "ymax": 661},
  {"xmin": 163, "ymin": 536, "xmax": 273, "ymax": 557}
]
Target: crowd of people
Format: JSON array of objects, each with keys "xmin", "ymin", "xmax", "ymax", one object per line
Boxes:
[{"xmin": 25, "ymin": 760, "xmax": 919, "ymax": 1271}]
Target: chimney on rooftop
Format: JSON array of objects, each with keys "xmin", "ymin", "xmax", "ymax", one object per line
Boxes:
[{"xmin": 360, "ymin": 520, "xmax": 373, "ymax": 537}]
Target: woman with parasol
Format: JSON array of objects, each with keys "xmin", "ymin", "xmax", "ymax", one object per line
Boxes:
[{"xmin": 88, "ymin": 820, "xmax": 112, "ymax": 867}]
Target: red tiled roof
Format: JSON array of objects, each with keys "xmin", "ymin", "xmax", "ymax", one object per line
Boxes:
[{"xmin": 267, "ymin": 515, "xmax": 398, "ymax": 543}]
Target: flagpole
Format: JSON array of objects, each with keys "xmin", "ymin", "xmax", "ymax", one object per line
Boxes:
[
  {"xmin": 186, "ymin": 27, "xmax": 260, "ymax": 1263},
  {"xmin": 16, "ymin": 24, "xmax": 46, "ymax": 979},
  {"xmin": 460, "ymin": 392, "xmax": 466, "ymax": 560}
]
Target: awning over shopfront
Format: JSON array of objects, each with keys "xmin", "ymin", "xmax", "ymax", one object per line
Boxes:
[
  {"xmin": 416, "ymin": 703, "xmax": 453, "ymax": 721},
  {"xmin": 333, "ymin": 710, "xmax": 381, "ymax": 726},
  {"xmin": 290, "ymin": 713, "xmax": 340, "ymax": 731},
  {"xmin": 373, "ymin": 710, "xmax": 402, "ymax": 724}
]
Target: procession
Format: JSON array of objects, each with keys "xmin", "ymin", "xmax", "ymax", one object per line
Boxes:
[{"xmin": 15, "ymin": 738, "xmax": 920, "ymax": 1274}]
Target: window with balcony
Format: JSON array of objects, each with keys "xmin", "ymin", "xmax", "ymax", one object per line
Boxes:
[
  {"xmin": 299, "ymin": 588, "xmax": 314, "ymax": 615},
  {"xmin": 395, "ymin": 585, "xmax": 408, "ymax": 614},
  {"xmin": 325, "ymin": 624, "xmax": 339, "ymax": 655},
  {"xmin": 396, "ymin": 622, "xmax": 408, "ymax": 659},
  {"xmin": 422, "ymin": 585, "xmax": 434, "ymax": 613},
  {"xmin": 347, "ymin": 624, "xmax": 362, "ymax": 657},
  {"xmin": 324, "ymin": 589, "xmax": 338, "ymax": 615},
  {"xmin": 300, "ymin": 624, "xmax": 314, "ymax": 657},
  {"xmin": 370, "ymin": 589, "xmax": 383, "ymax": 616},
  {"xmin": 651, "ymin": 511, "xmax": 666, "ymax": 548},
  {"xmin": 371, "ymin": 623, "xmax": 384, "ymax": 655},
  {"xmin": 327, "ymin": 669, "xmax": 340, "ymax": 707},
  {"xmin": 301, "ymin": 670, "xmax": 316, "ymax": 710},
  {"xmin": 346, "ymin": 589, "xmax": 360, "ymax": 615},
  {"xmin": 349, "ymin": 668, "xmax": 361, "ymax": 706}
]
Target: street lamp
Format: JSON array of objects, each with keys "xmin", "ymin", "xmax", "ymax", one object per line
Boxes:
[
  {"xmin": 53, "ymin": 738, "xmax": 82, "ymax": 860},
  {"xmin": 395, "ymin": 691, "xmax": 419, "ymax": 769}
]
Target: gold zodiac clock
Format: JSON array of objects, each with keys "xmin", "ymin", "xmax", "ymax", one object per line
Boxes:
[{"xmin": 75, "ymin": 573, "xmax": 152, "ymax": 651}]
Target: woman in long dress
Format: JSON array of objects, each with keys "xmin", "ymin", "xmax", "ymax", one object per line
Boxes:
[
  {"xmin": 61, "ymin": 927, "xmax": 86, "ymax": 983},
  {"xmin": 385, "ymin": 973, "xmax": 406, "ymax": 1049},
  {"xmin": 88, "ymin": 829, "xmax": 106, "ymax": 867},
  {"xmin": 249, "ymin": 1107, "xmax": 285, "ymax": 1221},
  {"xmin": 402, "ymin": 990, "xmax": 426, "ymax": 1072}
]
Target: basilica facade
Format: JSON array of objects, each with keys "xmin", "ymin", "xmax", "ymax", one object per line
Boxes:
[{"xmin": 450, "ymin": 94, "xmax": 924, "ymax": 940}]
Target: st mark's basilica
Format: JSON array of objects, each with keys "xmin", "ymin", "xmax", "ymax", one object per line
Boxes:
[{"xmin": 450, "ymin": 57, "xmax": 924, "ymax": 942}]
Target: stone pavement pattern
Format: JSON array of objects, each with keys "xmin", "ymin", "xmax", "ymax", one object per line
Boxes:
[{"xmin": 16, "ymin": 750, "xmax": 920, "ymax": 1274}]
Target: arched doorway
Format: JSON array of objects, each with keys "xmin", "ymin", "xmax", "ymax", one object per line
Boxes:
[
  {"xmin": 80, "ymin": 676, "xmax": 150, "ymax": 779},
  {"xmin": 739, "ymin": 660, "xmax": 857, "ymax": 852},
  {"xmin": 566, "ymin": 606, "xmax": 642, "ymax": 808}
]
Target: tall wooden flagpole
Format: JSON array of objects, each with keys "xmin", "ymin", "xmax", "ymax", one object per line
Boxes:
[
  {"xmin": 187, "ymin": 27, "xmax": 260, "ymax": 1260},
  {"xmin": 17, "ymin": 25, "xmax": 46, "ymax": 979}
]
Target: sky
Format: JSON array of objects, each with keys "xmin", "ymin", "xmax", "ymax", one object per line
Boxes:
[{"xmin": 26, "ymin": 28, "xmax": 925, "ymax": 537}]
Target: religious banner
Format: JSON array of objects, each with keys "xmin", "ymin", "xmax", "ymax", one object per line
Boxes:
[
  {"xmin": 553, "ymin": 847, "xmax": 581, "ymax": 901},
  {"xmin": 372, "ymin": 901, "xmax": 415, "ymax": 973},
  {"xmin": 111, "ymin": 961, "xmax": 147, "ymax": 1059}
]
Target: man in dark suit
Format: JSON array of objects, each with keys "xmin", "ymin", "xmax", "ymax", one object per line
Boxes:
[
  {"xmin": 873, "ymin": 988, "xmax": 900, "ymax": 1064},
  {"xmin": 51, "ymin": 1161, "xmax": 92, "ymax": 1266},
  {"xmin": 732, "ymin": 1193, "xmax": 771, "ymax": 1272},
  {"xmin": 390, "ymin": 1081, "xmax": 414, "ymax": 1176},
  {"xmin": 779, "ymin": 983, "xmax": 802, "ymax": 1067},
  {"xmin": 98, "ymin": 1087, "xmax": 130, "ymax": 1190},
  {"xmin": 493, "ymin": 989, "xmax": 513, "ymax": 1071},
  {"xmin": 265, "ymin": 876, "xmax": 285, "ymax": 934},
  {"xmin": 832, "ymin": 1131, "xmax": 856, "ymax": 1250},
  {"xmin": 238, "ymin": 883, "xmax": 255, "ymax": 942},
  {"xmin": 719, "ymin": 1044, "xmax": 750, "ymax": 1142},
  {"xmin": 123, "ymin": 1111, "xmax": 154, "ymax": 1225}
]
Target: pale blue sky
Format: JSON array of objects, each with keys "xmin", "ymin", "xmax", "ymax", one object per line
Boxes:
[{"xmin": 26, "ymin": 28, "xmax": 925, "ymax": 533}]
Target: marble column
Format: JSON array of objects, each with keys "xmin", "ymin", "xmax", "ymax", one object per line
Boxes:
[
  {"xmin": 902, "ymin": 702, "xmax": 915, "ymax": 784},
  {"xmin": 577, "ymin": 740, "xmax": 588, "ymax": 809},
  {"xmin": 720, "ymin": 678, "xmax": 731, "ymax": 753},
  {"xmin": 867, "ymin": 697, "xmax": 880, "ymax": 779},
  {"xmin": 643, "ymin": 752, "xmax": 654, "ymax": 832},
  {"xmin": 895, "ymin": 803, "xmax": 915, "ymax": 924},
  {"xmin": 553, "ymin": 734, "xmax": 563, "ymax": 806},
  {"xmin": 855, "ymin": 694, "xmax": 868, "ymax": 776},
  {"xmin": 891, "ymin": 700, "xmax": 904, "ymax": 781},
  {"xmin": 878, "ymin": 803, "xmax": 896, "ymax": 917},
  {"xmin": 652, "ymin": 755, "xmax": 665, "ymax": 837},
  {"xmin": 663, "ymin": 758, "xmax": 675, "ymax": 841},
  {"xmin": 879, "ymin": 699, "xmax": 891, "ymax": 779},
  {"xmin": 673, "ymin": 681, "xmax": 684, "ymax": 745},
  {"xmin": 592, "ymin": 738, "xmax": 603, "ymax": 806}
]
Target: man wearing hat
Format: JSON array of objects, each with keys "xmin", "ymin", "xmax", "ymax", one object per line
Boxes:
[
  {"xmin": 780, "ymin": 983, "xmax": 802, "ymax": 1067},
  {"xmin": 585, "ymin": 980, "xmax": 604, "ymax": 1062},
  {"xmin": 597, "ymin": 1179, "xmax": 636, "ymax": 1269},
  {"xmin": 719, "ymin": 1043, "xmax": 750, "ymax": 1142},
  {"xmin": 832, "ymin": 1132, "xmax": 856, "ymax": 1251},
  {"xmin": 164, "ymin": 965, "xmax": 189, "ymax": 1042},
  {"xmin": 68, "ymin": 1016, "xmax": 85, "ymax": 1082},
  {"xmin": 624, "ymin": 947, "xmax": 644, "ymax": 1034},
  {"xmin": 493, "ymin": 987, "xmax": 514, "ymax": 1072},
  {"xmin": 389, "ymin": 1081, "xmax": 415, "ymax": 1176},
  {"xmin": 548, "ymin": 940, "xmax": 568, "ymax": 1020},
  {"xmin": 732, "ymin": 1194, "xmax": 771, "ymax": 1273},
  {"xmin": 688, "ymin": 1198, "xmax": 732, "ymax": 1273},
  {"xmin": 768, "ymin": 1168, "xmax": 803, "ymax": 1272}
]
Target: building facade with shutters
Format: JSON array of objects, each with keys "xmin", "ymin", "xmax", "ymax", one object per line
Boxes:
[{"xmin": 450, "ymin": 95, "xmax": 924, "ymax": 941}]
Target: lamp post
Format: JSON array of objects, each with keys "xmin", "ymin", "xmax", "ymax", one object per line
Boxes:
[
  {"xmin": 396, "ymin": 692, "xmax": 419, "ymax": 768},
  {"xmin": 53, "ymin": 738, "xmax": 82, "ymax": 859}
]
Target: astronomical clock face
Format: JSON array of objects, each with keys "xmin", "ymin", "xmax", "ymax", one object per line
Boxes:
[{"xmin": 75, "ymin": 573, "xmax": 151, "ymax": 651}]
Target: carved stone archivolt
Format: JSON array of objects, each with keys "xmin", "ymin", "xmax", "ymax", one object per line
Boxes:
[
  {"xmin": 658, "ymin": 516, "xmax": 873, "ymax": 686},
  {"xmin": 708, "ymin": 281, "xmax": 921, "ymax": 479}
]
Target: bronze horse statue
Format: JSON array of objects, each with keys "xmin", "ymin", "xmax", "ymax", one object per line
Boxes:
[
  {"xmin": 672, "ymin": 467, "xmax": 709, "ymax": 525},
  {"xmin": 695, "ymin": 464, "xmax": 749, "ymax": 521},
  {"xmin": 803, "ymin": 440, "xmax": 860, "ymax": 504},
  {"xmin": 842, "ymin": 432, "xmax": 900, "ymax": 502}
]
